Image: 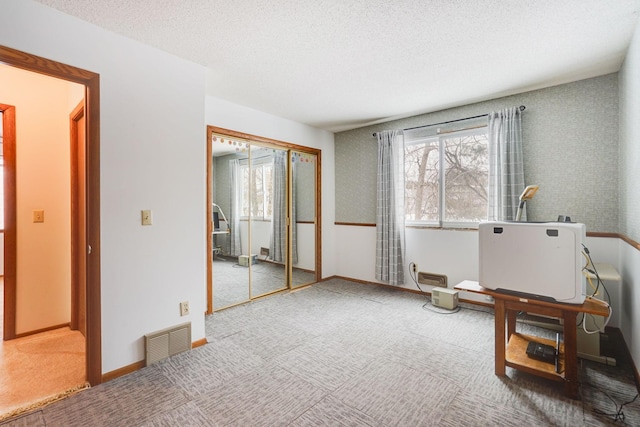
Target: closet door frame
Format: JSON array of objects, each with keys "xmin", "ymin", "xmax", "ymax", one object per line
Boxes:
[{"xmin": 206, "ymin": 125, "xmax": 321, "ymax": 314}]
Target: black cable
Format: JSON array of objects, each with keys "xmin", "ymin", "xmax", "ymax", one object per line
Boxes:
[
  {"xmin": 580, "ymin": 381, "xmax": 639, "ymax": 422},
  {"xmin": 581, "ymin": 244, "xmax": 612, "ymax": 304},
  {"xmin": 593, "ymin": 390, "xmax": 638, "ymax": 422},
  {"xmin": 409, "ymin": 263, "xmax": 489, "ymax": 314},
  {"xmin": 408, "ymin": 262, "xmax": 461, "ymax": 314},
  {"xmin": 408, "ymin": 262, "xmax": 493, "ymax": 315}
]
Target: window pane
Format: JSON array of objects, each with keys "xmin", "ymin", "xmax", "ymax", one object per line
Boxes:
[
  {"xmin": 252, "ymin": 165, "xmax": 264, "ymax": 218},
  {"xmin": 405, "ymin": 140, "xmax": 439, "ymax": 222},
  {"xmin": 241, "ymin": 165, "xmax": 250, "ymax": 217},
  {"xmin": 264, "ymin": 164, "xmax": 273, "ymax": 218},
  {"xmin": 443, "ymin": 133, "xmax": 488, "ymax": 223},
  {"xmin": 240, "ymin": 162, "xmax": 273, "ymax": 219}
]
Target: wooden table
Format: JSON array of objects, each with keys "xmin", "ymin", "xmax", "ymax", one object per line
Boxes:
[{"xmin": 455, "ymin": 280, "xmax": 610, "ymax": 399}]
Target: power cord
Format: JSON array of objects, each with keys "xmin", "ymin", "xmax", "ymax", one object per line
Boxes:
[
  {"xmin": 409, "ymin": 262, "xmax": 461, "ymax": 314},
  {"xmin": 581, "ymin": 381, "xmax": 639, "ymax": 422},
  {"xmin": 580, "ymin": 245, "xmax": 613, "ymax": 334}
]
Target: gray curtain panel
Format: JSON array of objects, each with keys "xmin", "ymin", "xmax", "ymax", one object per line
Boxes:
[
  {"xmin": 487, "ymin": 107, "xmax": 525, "ymax": 221},
  {"xmin": 229, "ymin": 159, "xmax": 242, "ymax": 256},
  {"xmin": 269, "ymin": 151, "xmax": 297, "ymax": 264},
  {"xmin": 375, "ymin": 130, "xmax": 405, "ymax": 285}
]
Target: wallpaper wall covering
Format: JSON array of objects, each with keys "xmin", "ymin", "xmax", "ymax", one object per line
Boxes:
[
  {"xmin": 335, "ymin": 74, "xmax": 619, "ymax": 234},
  {"xmin": 213, "ymin": 152, "xmax": 316, "ymax": 223}
]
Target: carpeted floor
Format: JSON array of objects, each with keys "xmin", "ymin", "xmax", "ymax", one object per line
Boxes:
[
  {"xmin": 0, "ymin": 327, "xmax": 87, "ymax": 421},
  {"xmin": 3, "ymin": 278, "xmax": 639, "ymax": 426},
  {"xmin": 213, "ymin": 257, "xmax": 316, "ymax": 309}
]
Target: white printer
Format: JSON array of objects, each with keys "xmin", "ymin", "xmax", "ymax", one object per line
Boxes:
[{"xmin": 479, "ymin": 221, "xmax": 586, "ymax": 304}]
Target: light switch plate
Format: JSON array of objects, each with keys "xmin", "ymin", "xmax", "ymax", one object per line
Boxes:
[
  {"xmin": 33, "ymin": 210, "xmax": 45, "ymax": 223},
  {"xmin": 141, "ymin": 209, "xmax": 152, "ymax": 225}
]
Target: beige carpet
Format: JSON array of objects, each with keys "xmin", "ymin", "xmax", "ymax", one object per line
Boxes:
[{"xmin": 0, "ymin": 327, "xmax": 87, "ymax": 421}]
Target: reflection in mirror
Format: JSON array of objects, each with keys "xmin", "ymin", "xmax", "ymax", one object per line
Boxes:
[
  {"xmin": 250, "ymin": 145, "xmax": 288, "ymax": 298},
  {"xmin": 291, "ymin": 151, "xmax": 316, "ymax": 288},
  {"xmin": 211, "ymin": 136, "xmax": 250, "ymax": 309},
  {"xmin": 209, "ymin": 127, "xmax": 320, "ymax": 311}
]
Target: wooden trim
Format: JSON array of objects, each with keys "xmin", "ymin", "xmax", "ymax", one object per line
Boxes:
[
  {"xmin": 1, "ymin": 103, "xmax": 16, "ymax": 340},
  {"xmin": 335, "ymin": 222, "xmax": 376, "ymax": 227},
  {"xmin": 102, "ymin": 360, "xmax": 146, "ymax": 383},
  {"xmin": 85, "ymin": 71, "xmax": 102, "ymax": 387},
  {"xmin": 0, "ymin": 45, "xmax": 102, "ymax": 386},
  {"xmin": 102, "ymin": 339, "xmax": 208, "ymax": 382},
  {"xmin": 315, "ymin": 151, "xmax": 322, "ymax": 280},
  {"xmin": 209, "ymin": 126, "xmax": 320, "ymax": 155},
  {"xmin": 586, "ymin": 231, "xmax": 619, "ymax": 238},
  {"xmin": 333, "ymin": 224, "xmax": 640, "ymax": 244},
  {"xmin": 206, "ymin": 127, "xmax": 213, "ymax": 315},
  {"xmin": 0, "ymin": 45, "xmax": 98, "ymax": 84},
  {"xmin": 70, "ymin": 100, "xmax": 86, "ymax": 336},
  {"xmin": 620, "ymin": 233, "xmax": 640, "ymax": 252},
  {"xmin": 192, "ymin": 338, "xmax": 208, "ymax": 349},
  {"xmin": 14, "ymin": 323, "xmax": 72, "ymax": 339},
  {"xmin": 322, "ymin": 275, "xmax": 494, "ymax": 308},
  {"xmin": 206, "ymin": 125, "xmax": 322, "ymax": 308}
]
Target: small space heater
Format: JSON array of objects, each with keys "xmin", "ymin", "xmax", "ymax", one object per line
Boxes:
[{"xmin": 431, "ymin": 288, "xmax": 459, "ymax": 310}]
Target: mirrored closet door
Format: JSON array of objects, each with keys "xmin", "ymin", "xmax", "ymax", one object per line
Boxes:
[
  {"xmin": 207, "ymin": 127, "xmax": 321, "ymax": 312},
  {"xmin": 248, "ymin": 144, "xmax": 288, "ymax": 299},
  {"xmin": 291, "ymin": 150, "xmax": 317, "ymax": 289},
  {"xmin": 209, "ymin": 135, "xmax": 250, "ymax": 310}
]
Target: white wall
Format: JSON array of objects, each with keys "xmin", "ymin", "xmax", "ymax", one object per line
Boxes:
[
  {"xmin": 619, "ymin": 11, "xmax": 640, "ymax": 371},
  {"xmin": 336, "ymin": 224, "xmax": 622, "ymax": 306},
  {"xmin": 0, "ymin": 64, "xmax": 82, "ymax": 333},
  {"xmin": 0, "ymin": 0, "xmax": 207, "ymax": 373},
  {"xmin": 620, "ymin": 241, "xmax": 640, "ymax": 365},
  {"xmin": 205, "ymin": 97, "xmax": 336, "ymax": 278}
]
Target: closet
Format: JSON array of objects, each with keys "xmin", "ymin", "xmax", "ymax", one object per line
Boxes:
[{"xmin": 206, "ymin": 126, "xmax": 320, "ymax": 312}]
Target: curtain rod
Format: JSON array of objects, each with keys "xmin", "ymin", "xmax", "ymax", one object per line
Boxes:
[{"xmin": 372, "ymin": 105, "xmax": 526, "ymax": 137}]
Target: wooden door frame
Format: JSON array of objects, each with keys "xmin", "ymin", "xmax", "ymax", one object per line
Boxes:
[
  {"xmin": 206, "ymin": 125, "xmax": 322, "ymax": 314},
  {"xmin": 70, "ymin": 101, "xmax": 86, "ymax": 335},
  {"xmin": 1, "ymin": 103, "xmax": 16, "ymax": 340},
  {"xmin": 0, "ymin": 45, "xmax": 102, "ymax": 385}
]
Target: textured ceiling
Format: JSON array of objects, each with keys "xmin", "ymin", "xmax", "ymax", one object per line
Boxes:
[{"xmin": 34, "ymin": 0, "xmax": 640, "ymax": 132}]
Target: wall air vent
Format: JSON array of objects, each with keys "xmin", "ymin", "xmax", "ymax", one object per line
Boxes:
[
  {"xmin": 145, "ymin": 322, "xmax": 191, "ymax": 366},
  {"xmin": 417, "ymin": 272, "xmax": 448, "ymax": 288}
]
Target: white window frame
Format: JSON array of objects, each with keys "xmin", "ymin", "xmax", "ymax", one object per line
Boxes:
[
  {"xmin": 239, "ymin": 158, "xmax": 273, "ymax": 221},
  {"xmin": 405, "ymin": 126, "xmax": 489, "ymax": 228}
]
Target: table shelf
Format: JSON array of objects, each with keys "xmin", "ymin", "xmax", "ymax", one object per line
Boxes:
[
  {"xmin": 506, "ymin": 333, "xmax": 564, "ymax": 382},
  {"xmin": 454, "ymin": 280, "xmax": 609, "ymax": 399}
]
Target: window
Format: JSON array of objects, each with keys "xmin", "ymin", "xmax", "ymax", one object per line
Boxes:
[
  {"xmin": 240, "ymin": 160, "xmax": 273, "ymax": 219},
  {"xmin": 405, "ymin": 127, "xmax": 489, "ymax": 227}
]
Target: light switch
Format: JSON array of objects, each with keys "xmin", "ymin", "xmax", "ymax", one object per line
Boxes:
[
  {"xmin": 141, "ymin": 209, "xmax": 153, "ymax": 225},
  {"xmin": 33, "ymin": 210, "xmax": 45, "ymax": 223}
]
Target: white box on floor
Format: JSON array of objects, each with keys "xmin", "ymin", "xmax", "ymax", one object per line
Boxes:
[
  {"xmin": 432, "ymin": 288, "xmax": 459, "ymax": 310},
  {"xmin": 238, "ymin": 254, "xmax": 257, "ymax": 266}
]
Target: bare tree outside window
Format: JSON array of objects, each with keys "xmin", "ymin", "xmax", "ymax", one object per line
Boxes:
[
  {"xmin": 240, "ymin": 162, "xmax": 274, "ymax": 219},
  {"xmin": 405, "ymin": 139, "xmax": 439, "ymax": 222},
  {"xmin": 405, "ymin": 128, "xmax": 489, "ymax": 226}
]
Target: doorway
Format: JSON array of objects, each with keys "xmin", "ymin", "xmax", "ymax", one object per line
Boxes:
[
  {"xmin": 0, "ymin": 45, "xmax": 102, "ymax": 386},
  {"xmin": 206, "ymin": 126, "xmax": 321, "ymax": 313}
]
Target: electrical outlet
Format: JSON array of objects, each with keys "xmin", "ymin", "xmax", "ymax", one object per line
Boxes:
[
  {"xmin": 412, "ymin": 263, "xmax": 417, "ymax": 273},
  {"xmin": 180, "ymin": 301, "xmax": 190, "ymax": 316}
]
